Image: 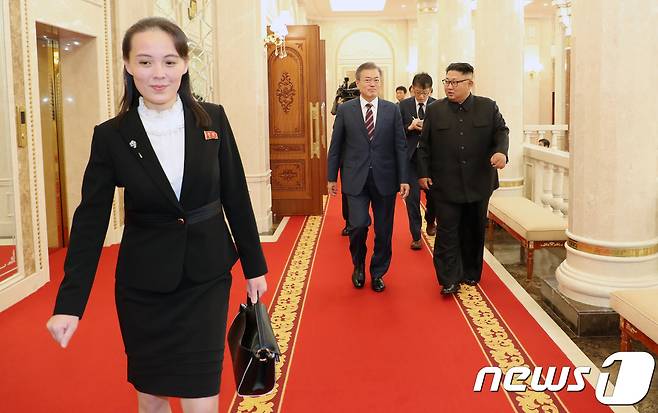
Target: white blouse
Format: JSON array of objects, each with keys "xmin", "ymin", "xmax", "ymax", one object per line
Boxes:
[{"xmin": 138, "ymin": 95, "xmax": 185, "ymax": 200}]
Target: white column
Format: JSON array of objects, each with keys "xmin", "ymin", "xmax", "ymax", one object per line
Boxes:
[
  {"xmin": 215, "ymin": 0, "xmax": 273, "ymax": 233},
  {"xmin": 552, "ymin": 9, "xmax": 566, "ymax": 125},
  {"xmin": 294, "ymin": 0, "xmax": 308, "ymax": 24},
  {"xmin": 407, "ymin": 21, "xmax": 419, "ymax": 78},
  {"xmin": 437, "ymin": 0, "xmax": 475, "ymax": 83},
  {"xmin": 416, "ymin": 1, "xmax": 440, "ymax": 88},
  {"xmin": 555, "ymin": 0, "xmax": 658, "ymax": 307},
  {"xmin": 473, "ymin": 0, "xmax": 524, "ymax": 196}
]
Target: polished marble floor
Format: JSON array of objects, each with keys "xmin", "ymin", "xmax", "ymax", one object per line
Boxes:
[{"xmin": 489, "ymin": 228, "xmax": 657, "ymax": 413}]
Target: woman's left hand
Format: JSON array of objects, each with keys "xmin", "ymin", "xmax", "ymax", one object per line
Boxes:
[{"xmin": 246, "ymin": 275, "xmax": 267, "ymax": 303}]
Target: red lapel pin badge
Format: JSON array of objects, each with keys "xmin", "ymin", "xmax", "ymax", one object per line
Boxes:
[{"xmin": 204, "ymin": 130, "xmax": 219, "ymax": 140}]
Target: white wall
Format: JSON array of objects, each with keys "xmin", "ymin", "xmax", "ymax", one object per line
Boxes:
[{"xmin": 310, "ymin": 18, "xmax": 413, "ymax": 106}]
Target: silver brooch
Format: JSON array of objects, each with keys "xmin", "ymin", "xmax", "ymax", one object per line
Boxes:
[{"xmin": 129, "ymin": 140, "xmax": 143, "ymax": 158}]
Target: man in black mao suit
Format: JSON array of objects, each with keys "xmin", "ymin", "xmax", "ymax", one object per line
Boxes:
[
  {"xmin": 416, "ymin": 63, "xmax": 509, "ymax": 295},
  {"xmin": 328, "ymin": 62, "xmax": 409, "ymax": 292},
  {"xmin": 398, "ymin": 72, "xmax": 437, "ymax": 250}
]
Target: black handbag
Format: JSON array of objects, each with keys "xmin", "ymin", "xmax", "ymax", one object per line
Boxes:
[{"xmin": 227, "ymin": 294, "xmax": 281, "ymax": 397}]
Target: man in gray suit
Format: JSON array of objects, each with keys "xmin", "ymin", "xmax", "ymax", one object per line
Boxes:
[{"xmin": 328, "ymin": 62, "xmax": 409, "ymax": 292}]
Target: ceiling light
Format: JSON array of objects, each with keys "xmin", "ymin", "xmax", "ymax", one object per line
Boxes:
[{"xmin": 330, "ymin": 0, "xmax": 386, "ymax": 12}]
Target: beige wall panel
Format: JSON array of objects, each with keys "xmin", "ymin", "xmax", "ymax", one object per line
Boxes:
[{"xmin": 9, "ymin": 0, "xmax": 35, "ymax": 276}]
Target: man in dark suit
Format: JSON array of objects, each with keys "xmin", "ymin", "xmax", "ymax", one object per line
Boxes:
[
  {"xmin": 342, "ymin": 82, "xmax": 359, "ymax": 236},
  {"xmin": 339, "ymin": 146, "xmax": 352, "ymax": 236},
  {"xmin": 328, "ymin": 62, "xmax": 409, "ymax": 292},
  {"xmin": 417, "ymin": 63, "xmax": 509, "ymax": 295},
  {"xmin": 398, "ymin": 73, "xmax": 437, "ymax": 250},
  {"xmin": 395, "ymin": 85, "xmax": 407, "ymax": 104}
]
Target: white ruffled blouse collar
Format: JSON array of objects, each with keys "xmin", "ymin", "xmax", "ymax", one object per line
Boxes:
[{"xmin": 137, "ymin": 95, "xmax": 184, "ymax": 135}]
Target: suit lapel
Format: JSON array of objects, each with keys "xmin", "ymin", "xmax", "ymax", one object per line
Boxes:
[
  {"xmin": 117, "ymin": 108, "xmax": 183, "ymax": 212},
  {"xmin": 372, "ymin": 101, "xmax": 386, "ymax": 142},
  {"xmin": 178, "ymin": 106, "xmax": 205, "ymax": 207},
  {"xmin": 352, "ymin": 100, "xmax": 371, "ymax": 143}
]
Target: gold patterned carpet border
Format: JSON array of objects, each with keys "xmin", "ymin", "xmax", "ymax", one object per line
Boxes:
[
  {"xmin": 421, "ymin": 207, "xmax": 570, "ymax": 413},
  {"xmin": 228, "ymin": 209, "xmax": 325, "ymax": 413}
]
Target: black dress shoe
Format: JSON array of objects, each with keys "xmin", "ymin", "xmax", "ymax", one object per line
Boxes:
[
  {"xmin": 352, "ymin": 265, "xmax": 365, "ymax": 289},
  {"xmin": 426, "ymin": 222, "xmax": 436, "ymax": 236},
  {"xmin": 440, "ymin": 283, "xmax": 460, "ymax": 295},
  {"xmin": 371, "ymin": 277, "xmax": 385, "ymax": 292},
  {"xmin": 463, "ymin": 279, "xmax": 478, "ymax": 286}
]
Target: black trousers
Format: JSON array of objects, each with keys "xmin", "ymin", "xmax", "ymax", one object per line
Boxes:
[
  {"xmin": 341, "ymin": 193, "xmax": 350, "ymax": 225},
  {"xmin": 340, "ymin": 170, "xmax": 350, "ymax": 227},
  {"xmin": 347, "ymin": 170, "xmax": 396, "ymax": 279},
  {"xmin": 432, "ymin": 197, "xmax": 489, "ymax": 286},
  {"xmin": 404, "ymin": 159, "xmax": 436, "ymax": 241}
]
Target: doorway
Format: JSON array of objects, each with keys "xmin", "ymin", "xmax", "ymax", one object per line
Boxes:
[
  {"xmin": 36, "ymin": 24, "xmax": 67, "ymax": 250},
  {"xmin": 268, "ymin": 25, "xmax": 327, "ymax": 216}
]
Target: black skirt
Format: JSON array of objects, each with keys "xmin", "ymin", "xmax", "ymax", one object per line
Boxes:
[{"xmin": 115, "ymin": 272, "xmax": 232, "ymax": 398}]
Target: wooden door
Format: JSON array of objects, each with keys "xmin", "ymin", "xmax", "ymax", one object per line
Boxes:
[
  {"xmin": 268, "ymin": 25, "xmax": 326, "ymax": 216},
  {"xmin": 319, "ymin": 40, "xmax": 328, "ymax": 194}
]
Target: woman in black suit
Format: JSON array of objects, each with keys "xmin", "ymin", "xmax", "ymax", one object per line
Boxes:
[{"xmin": 46, "ymin": 17, "xmax": 268, "ymax": 413}]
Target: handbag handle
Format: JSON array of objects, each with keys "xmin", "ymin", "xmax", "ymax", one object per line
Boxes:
[
  {"xmin": 247, "ymin": 292, "xmax": 278, "ymax": 361},
  {"xmin": 246, "ymin": 291, "xmax": 260, "ymax": 306}
]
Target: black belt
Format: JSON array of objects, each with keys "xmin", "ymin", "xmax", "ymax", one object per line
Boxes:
[{"xmin": 125, "ymin": 199, "xmax": 222, "ymax": 228}]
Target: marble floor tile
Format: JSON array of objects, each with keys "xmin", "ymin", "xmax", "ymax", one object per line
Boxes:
[{"xmin": 489, "ymin": 228, "xmax": 657, "ymax": 413}]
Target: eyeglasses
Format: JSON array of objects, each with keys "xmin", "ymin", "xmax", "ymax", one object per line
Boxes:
[
  {"xmin": 442, "ymin": 79, "xmax": 470, "ymax": 87},
  {"xmin": 413, "ymin": 88, "xmax": 431, "ymax": 96}
]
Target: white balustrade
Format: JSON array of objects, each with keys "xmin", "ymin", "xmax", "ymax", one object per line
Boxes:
[
  {"xmin": 523, "ymin": 144, "xmax": 570, "ymax": 216},
  {"xmin": 523, "ymin": 124, "xmax": 569, "ymax": 151},
  {"xmin": 541, "ymin": 161, "xmax": 554, "ymax": 210},
  {"xmin": 550, "ymin": 165, "xmax": 565, "ymax": 217},
  {"xmin": 560, "ymin": 171, "xmax": 569, "ymax": 217}
]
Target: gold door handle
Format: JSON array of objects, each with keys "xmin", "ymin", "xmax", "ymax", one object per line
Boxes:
[
  {"xmin": 309, "ymin": 102, "xmax": 320, "ymax": 159},
  {"xmin": 320, "ymin": 102, "xmax": 326, "ymax": 150}
]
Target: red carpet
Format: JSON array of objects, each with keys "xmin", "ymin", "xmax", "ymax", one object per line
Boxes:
[
  {"xmin": 227, "ymin": 195, "xmax": 614, "ymax": 413},
  {"xmin": 0, "ymin": 217, "xmax": 305, "ymax": 413},
  {"xmin": 271, "ymin": 195, "xmax": 512, "ymax": 412},
  {"xmin": 0, "ymin": 196, "xmax": 616, "ymax": 412},
  {"xmin": 0, "ymin": 245, "xmax": 18, "ymax": 282}
]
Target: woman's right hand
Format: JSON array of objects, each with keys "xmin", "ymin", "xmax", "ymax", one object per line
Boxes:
[
  {"xmin": 46, "ymin": 314, "xmax": 80, "ymax": 348},
  {"xmin": 246, "ymin": 275, "xmax": 268, "ymax": 304}
]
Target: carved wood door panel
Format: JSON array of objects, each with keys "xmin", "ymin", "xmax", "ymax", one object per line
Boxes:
[
  {"xmin": 268, "ymin": 25, "xmax": 325, "ymax": 216},
  {"xmin": 319, "ymin": 39, "xmax": 328, "ymax": 193}
]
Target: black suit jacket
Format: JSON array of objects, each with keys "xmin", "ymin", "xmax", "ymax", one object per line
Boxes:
[
  {"xmin": 416, "ymin": 94, "xmax": 509, "ymax": 203},
  {"xmin": 54, "ymin": 102, "xmax": 267, "ymax": 317},
  {"xmin": 327, "ymin": 98, "xmax": 407, "ymax": 196},
  {"xmin": 398, "ymin": 96, "xmax": 436, "ymax": 160}
]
